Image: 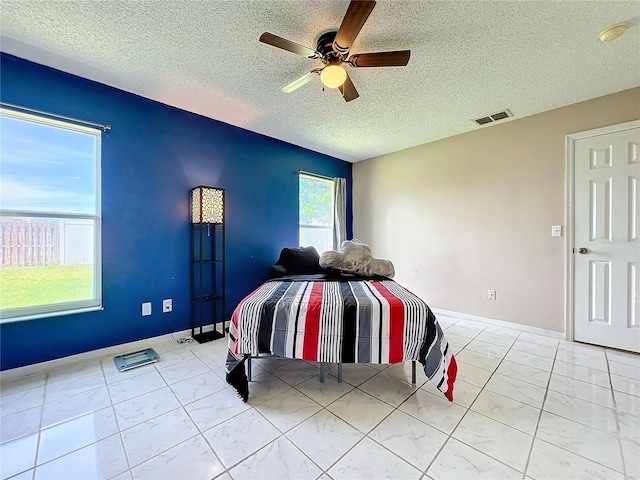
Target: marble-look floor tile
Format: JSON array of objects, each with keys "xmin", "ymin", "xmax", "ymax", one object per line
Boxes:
[
  {"xmin": 517, "ymin": 333, "xmax": 560, "ymax": 349},
  {"xmin": 114, "ymin": 386, "xmax": 180, "ymax": 431},
  {"xmin": 552, "ymin": 360, "xmax": 610, "ymax": 388},
  {"xmin": 47, "ymin": 360, "xmax": 103, "ymax": 384},
  {"xmin": 462, "ymin": 340, "xmax": 509, "ymax": 359},
  {"xmin": 121, "ymin": 407, "xmax": 199, "ymax": 467},
  {"xmin": 470, "ymin": 389, "xmax": 540, "ymax": 435},
  {"xmin": 548, "ymin": 374, "xmax": 614, "ymax": 408},
  {"xmin": 556, "ymin": 343, "xmax": 608, "ymax": 372},
  {"xmin": 245, "ymin": 373, "xmax": 293, "ymax": 405},
  {"xmin": 0, "ymin": 386, "xmax": 44, "ymax": 417},
  {"xmin": 606, "ymin": 349, "xmax": 640, "ymax": 367},
  {"xmin": 445, "ymin": 324, "xmax": 484, "ymax": 339},
  {"xmin": 0, "ymin": 406, "xmax": 41, "ymax": 443},
  {"xmin": 454, "ymin": 362, "xmax": 493, "ymax": 388},
  {"xmin": 327, "ymin": 363, "xmax": 378, "ymax": 387},
  {"xmin": 442, "ymin": 333, "xmax": 472, "ymax": 350},
  {"xmin": 230, "ymin": 436, "xmax": 321, "ymax": 480},
  {"xmin": 286, "ymin": 410, "xmax": 363, "ymax": 470},
  {"xmin": 382, "ymin": 362, "xmax": 428, "ymax": 387},
  {"xmin": 270, "ymin": 361, "xmax": 320, "ymax": 386},
  {"xmin": 422, "ymin": 378, "xmax": 481, "ymax": 409},
  {"xmin": 255, "ymin": 389, "xmax": 321, "ymax": 433},
  {"xmin": 495, "ymin": 360, "xmax": 550, "ymax": 388},
  {"xmin": 398, "ymin": 389, "xmax": 467, "ymax": 435},
  {"xmin": 618, "ymin": 410, "xmax": 640, "ymax": 445},
  {"xmin": 293, "ymin": 373, "xmax": 354, "ymax": 406},
  {"xmin": 185, "ymin": 387, "xmax": 251, "ymax": 432},
  {"xmin": 427, "ymin": 438, "xmax": 521, "ymax": 479},
  {"xmin": 484, "ymin": 373, "xmax": 546, "ymax": 409},
  {"xmin": 452, "ymin": 410, "xmax": 533, "ymax": 472},
  {"xmin": 132, "ymin": 434, "xmax": 224, "ymax": 480},
  {"xmin": 0, "ymin": 374, "xmax": 46, "ymax": 397},
  {"xmin": 543, "ymin": 390, "xmax": 617, "ymax": 433},
  {"xmin": 41, "ymin": 386, "xmax": 111, "ymax": 428},
  {"xmin": 609, "ymin": 360, "xmax": 640, "ymax": 380},
  {"xmin": 328, "ymin": 437, "xmax": 421, "ymax": 480},
  {"xmin": 369, "ymin": 410, "xmax": 447, "ymax": 471},
  {"xmin": 169, "ymin": 370, "xmax": 227, "ymax": 405},
  {"xmin": 6, "ymin": 469, "xmax": 34, "ymax": 480},
  {"xmin": 34, "ymin": 434, "xmax": 127, "ymax": 480},
  {"xmin": 510, "ymin": 339, "xmax": 557, "ymax": 358},
  {"xmin": 357, "ymin": 372, "xmax": 417, "ymax": 407},
  {"xmin": 503, "ymin": 349, "xmax": 554, "ymax": 371},
  {"xmin": 45, "ymin": 370, "xmax": 106, "ymax": 402},
  {"xmin": 527, "ymin": 438, "xmax": 624, "ymax": 480},
  {"xmin": 38, "ymin": 407, "xmax": 119, "ymax": 465},
  {"xmin": 326, "ymin": 388, "xmax": 394, "ymax": 433},
  {"xmin": 454, "ymin": 350, "xmax": 502, "ymax": 372},
  {"xmin": 614, "ymin": 390, "xmax": 640, "ymax": 416},
  {"xmin": 0, "ymin": 433, "xmax": 38, "ymax": 479},
  {"xmin": 203, "ymin": 408, "xmax": 280, "ymax": 468},
  {"xmin": 474, "ymin": 330, "xmax": 518, "ymax": 348},
  {"xmin": 156, "ymin": 357, "xmax": 210, "ymax": 385},
  {"xmin": 107, "ymin": 370, "xmax": 166, "ymax": 405},
  {"xmin": 621, "ymin": 439, "xmax": 640, "ymax": 480},
  {"xmin": 110, "ymin": 469, "xmax": 133, "ymax": 480},
  {"xmin": 611, "ymin": 374, "xmax": 640, "ymax": 397},
  {"xmin": 536, "ymin": 411, "xmax": 624, "ymax": 473},
  {"xmin": 152, "ymin": 348, "xmax": 198, "ymax": 368}
]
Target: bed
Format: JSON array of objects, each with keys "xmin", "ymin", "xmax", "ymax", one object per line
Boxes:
[{"xmin": 225, "ymin": 269, "xmax": 457, "ymax": 403}]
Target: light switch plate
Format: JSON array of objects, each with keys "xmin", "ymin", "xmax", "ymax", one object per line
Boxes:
[{"xmin": 142, "ymin": 302, "xmax": 152, "ymax": 316}]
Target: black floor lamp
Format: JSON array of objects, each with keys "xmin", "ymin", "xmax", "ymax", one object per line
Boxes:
[{"xmin": 190, "ymin": 185, "xmax": 225, "ymax": 343}]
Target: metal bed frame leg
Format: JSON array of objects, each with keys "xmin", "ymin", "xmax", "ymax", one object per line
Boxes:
[
  {"xmin": 320, "ymin": 363, "xmax": 325, "ymax": 383},
  {"xmin": 246, "ymin": 355, "xmax": 252, "ymax": 382},
  {"xmin": 338, "ymin": 362, "xmax": 343, "ymax": 383},
  {"xmin": 411, "ymin": 360, "xmax": 416, "ymax": 385}
]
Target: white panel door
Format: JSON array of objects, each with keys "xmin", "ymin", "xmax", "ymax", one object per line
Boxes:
[{"xmin": 574, "ymin": 125, "xmax": 640, "ymax": 352}]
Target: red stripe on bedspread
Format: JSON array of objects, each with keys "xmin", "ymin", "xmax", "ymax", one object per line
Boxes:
[
  {"xmin": 302, "ymin": 281, "xmax": 323, "ymax": 361},
  {"xmin": 372, "ymin": 281, "xmax": 405, "ymax": 363}
]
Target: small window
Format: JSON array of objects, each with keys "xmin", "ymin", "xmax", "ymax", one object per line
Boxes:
[
  {"xmin": 0, "ymin": 108, "xmax": 102, "ymax": 322},
  {"xmin": 299, "ymin": 174, "xmax": 334, "ymax": 254}
]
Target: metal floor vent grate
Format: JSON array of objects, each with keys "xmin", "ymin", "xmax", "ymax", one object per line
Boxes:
[{"xmin": 473, "ymin": 109, "xmax": 513, "ymax": 126}]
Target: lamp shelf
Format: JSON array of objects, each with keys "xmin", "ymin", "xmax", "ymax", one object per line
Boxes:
[{"xmin": 190, "ymin": 185, "xmax": 226, "ymax": 344}]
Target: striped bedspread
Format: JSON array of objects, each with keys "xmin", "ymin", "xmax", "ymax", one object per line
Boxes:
[{"xmin": 225, "ymin": 277, "xmax": 457, "ymax": 402}]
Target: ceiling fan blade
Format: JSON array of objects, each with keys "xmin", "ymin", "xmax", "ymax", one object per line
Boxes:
[
  {"xmin": 339, "ymin": 73, "xmax": 359, "ymax": 102},
  {"xmin": 281, "ymin": 71, "xmax": 318, "ymax": 93},
  {"xmin": 333, "ymin": 0, "xmax": 376, "ymax": 55},
  {"xmin": 260, "ymin": 32, "xmax": 320, "ymax": 58},
  {"xmin": 348, "ymin": 50, "xmax": 411, "ymax": 68}
]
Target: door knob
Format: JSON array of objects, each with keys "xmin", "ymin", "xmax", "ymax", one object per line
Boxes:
[{"xmin": 578, "ymin": 247, "xmax": 588, "ymax": 254}]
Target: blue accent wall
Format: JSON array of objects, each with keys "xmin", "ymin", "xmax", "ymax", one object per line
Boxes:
[{"xmin": 0, "ymin": 53, "xmax": 353, "ymax": 370}]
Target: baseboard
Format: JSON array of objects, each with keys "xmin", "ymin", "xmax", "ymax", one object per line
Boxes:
[
  {"xmin": 0, "ymin": 328, "xmax": 194, "ymax": 384},
  {"xmin": 432, "ymin": 308, "xmax": 566, "ymax": 340}
]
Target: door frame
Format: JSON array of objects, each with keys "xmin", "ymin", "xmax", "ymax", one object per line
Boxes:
[{"xmin": 564, "ymin": 119, "xmax": 640, "ymax": 342}]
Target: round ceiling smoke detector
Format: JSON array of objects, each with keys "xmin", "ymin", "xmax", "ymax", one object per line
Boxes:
[{"xmin": 598, "ymin": 22, "xmax": 628, "ymax": 42}]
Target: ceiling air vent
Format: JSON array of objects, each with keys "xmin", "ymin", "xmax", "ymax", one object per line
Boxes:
[{"xmin": 473, "ymin": 109, "xmax": 513, "ymax": 126}]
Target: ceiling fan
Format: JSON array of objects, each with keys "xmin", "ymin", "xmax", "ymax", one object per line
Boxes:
[{"xmin": 259, "ymin": 0, "xmax": 410, "ymax": 102}]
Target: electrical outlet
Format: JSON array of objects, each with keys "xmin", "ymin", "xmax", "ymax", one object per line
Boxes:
[
  {"xmin": 488, "ymin": 290, "xmax": 496, "ymax": 300},
  {"xmin": 162, "ymin": 298, "xmax": 173, "ymax": 313},
  {"xmin": 142, "ymin": 302, "xmax": 152, "ymax": 316}
]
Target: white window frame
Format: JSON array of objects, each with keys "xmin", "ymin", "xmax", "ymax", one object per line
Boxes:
[
  {"xmin": 299, "ymin": 174, "xmax": 334, "ymax": 254},
  {"xmin": 0, "ymin": 108, "xmax": 102, "ymax": 323}
]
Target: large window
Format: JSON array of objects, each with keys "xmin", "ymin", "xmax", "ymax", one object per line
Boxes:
[
  {"xmin": 0, "ymin": 108, "xmax": 102, "ymax": 322},
  {"xmin": 299, "ymin": 174, "xmax": 334, "ymax": 254}
]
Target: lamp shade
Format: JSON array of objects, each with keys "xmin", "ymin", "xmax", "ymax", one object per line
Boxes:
[{"xmin": 191, "ymin": 186, "xmax": 224, "ymax": 224}]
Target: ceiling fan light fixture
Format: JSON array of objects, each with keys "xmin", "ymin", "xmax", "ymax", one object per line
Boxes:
[
  {"xmin": 320, "ymin": 64, "xmax": 347, "ymax": 89},
  {"xmin": 598, "ymin": 22, "xmax": 628, "ymax": 42}
]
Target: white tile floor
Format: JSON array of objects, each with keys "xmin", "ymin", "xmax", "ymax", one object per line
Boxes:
[{"xmin": 1, "ymin": 315, "xmax": 639, "ymax": 480}]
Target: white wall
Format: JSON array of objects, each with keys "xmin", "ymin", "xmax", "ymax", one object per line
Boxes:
[{"xmin": 353, "ymin": 87, "xmax": 640, "ymax": 332}]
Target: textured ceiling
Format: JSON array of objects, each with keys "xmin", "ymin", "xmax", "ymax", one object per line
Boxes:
[{"xmin": 1, "ymin": 1, "xmax": 639, "ymax": 162}]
